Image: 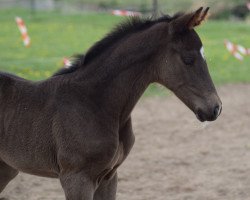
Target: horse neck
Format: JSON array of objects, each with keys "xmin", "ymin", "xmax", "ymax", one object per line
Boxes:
[
  {"xmin": 100, "ymin": 61, "xmax": 153, "ymax": 125},
  {"xmin": 75, "ymin": 33, "xmax": 160, "ymax": 125}
]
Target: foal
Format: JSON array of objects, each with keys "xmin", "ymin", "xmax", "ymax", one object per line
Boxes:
[{"xmin": 0, "ymin": 7, "xmax": 221, "ymax": 200}]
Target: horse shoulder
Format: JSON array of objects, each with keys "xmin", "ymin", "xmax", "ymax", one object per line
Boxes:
[{"xmin": 54, "ymin": 100, "xmax": 120, "ymax": 174}]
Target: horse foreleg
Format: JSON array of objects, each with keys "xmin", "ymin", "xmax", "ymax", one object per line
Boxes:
[
  {"xmin": 60, "ymin": 171, "xmax": 95, "ymax": 200},
  {"xmin": 0, "ymin": 161, "xmax": 18, "ymax": 193},
  {"xmin": 93, "ymin": 173, "xmax": 117, "ymax": 200}
]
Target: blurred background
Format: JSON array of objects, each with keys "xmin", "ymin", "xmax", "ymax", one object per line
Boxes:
[{"xmin": 0, "ymin": 0, "xmax": 250, "ymax": 92}]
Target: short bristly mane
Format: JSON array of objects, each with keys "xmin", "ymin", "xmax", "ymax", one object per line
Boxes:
[
  {"xmin": 83, "ymin": 14, "xmax": 182, "ymax": 65},
  {"xmin": 53, "ymin": 13, "xmax": 183, "ymax": 77},
  {"xmin": 52, "ymin": 54, "xmax": 85, "ymax": 76}
]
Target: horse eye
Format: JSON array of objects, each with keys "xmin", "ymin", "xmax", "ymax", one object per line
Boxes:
[{"xmin": 181, "ymin": 55, "xmax": 195, "ymax": 66}]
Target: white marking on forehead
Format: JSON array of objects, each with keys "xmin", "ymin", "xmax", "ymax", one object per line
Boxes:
[{"xmin": 200, "ymin": 46, "xmax": 205, "ymax": 60}]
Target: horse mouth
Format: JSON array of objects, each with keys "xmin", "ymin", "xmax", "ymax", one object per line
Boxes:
[{"xmin": 195, "ymin": 112, "xmax": 206, "ymax": 122}]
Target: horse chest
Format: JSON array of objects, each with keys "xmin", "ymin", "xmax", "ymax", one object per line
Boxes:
[
  {"xmin": 100, "ymin": 133, "xmax": 134, "ymax": 182},
  {"xmin": 111, "ymin": 142, "xmax": 125, "ymax": 168},
  {"xmin": 97, "ymin": 142, "xmax": 125, "ymax": 183}
]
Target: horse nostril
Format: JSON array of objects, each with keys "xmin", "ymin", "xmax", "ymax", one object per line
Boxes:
[{"xmin": 214, "ymin": 105, "xmax": 220, "ymax": 118}]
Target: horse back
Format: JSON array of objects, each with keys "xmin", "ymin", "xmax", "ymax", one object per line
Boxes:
[{"xmin": 0, "ymin": 72, "xmax": 31, "ymax": 98}]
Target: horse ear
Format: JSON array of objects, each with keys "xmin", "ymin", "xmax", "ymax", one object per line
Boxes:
[
  {"xmin": 188, "ymin": 7, "xmax": 209, "ymax": 29},
  {"xmin": 170, "ymin": 7, "xmax": 209, "ymax": 33}
]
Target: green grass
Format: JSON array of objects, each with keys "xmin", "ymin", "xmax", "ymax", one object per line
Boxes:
[
  {"xmin": 199, "ymin": 21, "xmax": 250, "ymax": 84},
  {"xmin": 0, "ymin": 9, "xmax": 122, "ymax": 80},
  {"xmin": 0, "ymin": 9, "xmax": 250, "ymax": 96}
]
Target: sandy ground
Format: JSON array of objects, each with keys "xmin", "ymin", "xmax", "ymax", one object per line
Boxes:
[{"xmin": 1, "ymin": 84, "xmax": 250, "ymax": 200}]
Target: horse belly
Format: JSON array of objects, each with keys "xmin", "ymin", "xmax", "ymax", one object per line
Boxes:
[
  {"xmin": 0, "ymin": 107, "xmax": 60, "ymax": 177},
  {"xmin": 0, "ymin": 132, "xmax": 59, "ymax": 178},
  {"xmin": 0, "ymin": 147, "xmax": 59, "ymax": 178}
]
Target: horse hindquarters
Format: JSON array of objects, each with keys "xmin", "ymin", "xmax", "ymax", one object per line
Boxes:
[{"xmin": 0, "ymin": 161, "xmax": 18, "ymax": 193}]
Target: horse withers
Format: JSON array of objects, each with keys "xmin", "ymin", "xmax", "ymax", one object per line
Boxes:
[{"xmin": 0, "ymin": 7, "xmax": 221, "ymax": 200}]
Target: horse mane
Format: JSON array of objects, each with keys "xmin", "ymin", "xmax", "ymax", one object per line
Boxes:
[
  {"xmin": 52, "ymin": 54, "xmax": 85, "ymax": 77},
  {"xmin": 83, "ymin": 13, "xmax": 182, "ymax": 65},
  {"xmin": 53, "ymin": 13, "xmax": 183, "ymax": 77}
]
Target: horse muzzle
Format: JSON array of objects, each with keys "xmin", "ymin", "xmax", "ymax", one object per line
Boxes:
[{"xmin": 195, "ymin": 103, "xmax": 222, "ymax": 122}]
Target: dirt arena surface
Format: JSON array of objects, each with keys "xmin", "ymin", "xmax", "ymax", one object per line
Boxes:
[{"xmin": 1, "ymin": 84, "xmax": 250, "ymax": 200}]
